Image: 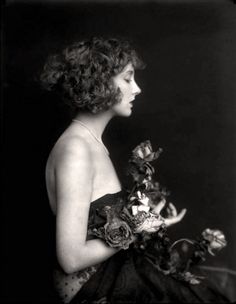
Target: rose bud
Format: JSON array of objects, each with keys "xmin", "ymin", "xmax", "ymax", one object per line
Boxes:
[{"xmin": 202, "ymin": 228, "xmax": 227, "ymax": 256}]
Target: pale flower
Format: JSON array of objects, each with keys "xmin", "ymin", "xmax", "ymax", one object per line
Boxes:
[
  {"xmin": 138, "ymin": 205, "xmax": 150, "ymax": 213},
  {"xmin": 134, "ymin": 213, "xmax": 164, "ymax": 233},
  {"xmin": 202, "ymin": 228, "xmax": 227, "ymax": 256},
  {"xmin": 132, "ymin": 205, "xmax": 150, "ymax": 216},
  {"xmin": 137, "ymin": 191, "xmax": 149, "ymax": 206},
  {"xmin": 132, "ymin": 205, "xmax": 139, "ymax": 216}
]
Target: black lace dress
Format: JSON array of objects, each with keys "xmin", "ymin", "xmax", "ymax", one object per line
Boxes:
[{"xmin": 54, "ymin": 191, "xmax": 234, "ymax": 304}]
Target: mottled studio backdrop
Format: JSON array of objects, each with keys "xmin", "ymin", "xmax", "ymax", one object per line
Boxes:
[{"xmin": 2, "ymin": 0, "xmax": 236, "ymax": 302}]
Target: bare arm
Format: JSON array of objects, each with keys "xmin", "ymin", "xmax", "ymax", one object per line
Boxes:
[{"xmin": 55, "ymin": 138, "xmax": 119, "ymax": 274}]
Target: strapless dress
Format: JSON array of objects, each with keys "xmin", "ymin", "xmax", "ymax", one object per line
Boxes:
[{"xmin": 53, "ymin": 192, "xmax": 235, "ymax": 304}]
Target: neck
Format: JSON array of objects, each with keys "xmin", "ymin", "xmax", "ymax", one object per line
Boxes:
[{"xmin": 73, "ymin": 110, "xmax": 114, "ymax": 140}]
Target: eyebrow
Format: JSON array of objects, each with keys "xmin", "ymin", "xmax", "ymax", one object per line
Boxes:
[{"xmin": 124, "ymin": 70, "xmax": 134, "ymax": 76}]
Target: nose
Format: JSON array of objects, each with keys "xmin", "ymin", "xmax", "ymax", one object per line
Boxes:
[{"xmin": 133, "ymin": 80, "xmax": 141, "ymax": 96}]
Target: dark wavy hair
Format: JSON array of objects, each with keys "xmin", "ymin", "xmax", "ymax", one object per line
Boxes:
[{"xmin": 40, "ymin": 37, "xmax": 145, "ymax": 113}]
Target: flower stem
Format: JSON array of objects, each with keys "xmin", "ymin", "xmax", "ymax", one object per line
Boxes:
[{"xmin": 128, "ymin": 184, "xmax": 138, "ymax": 199}]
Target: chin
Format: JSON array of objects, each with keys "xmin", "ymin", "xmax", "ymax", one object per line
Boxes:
[
  {"xmin": 111, "ymin": 104, "xmax": 133, "ymax": 117},
  {"xmin": 118, "ymin": 109, "xmax": 132, "ymax": 117}
]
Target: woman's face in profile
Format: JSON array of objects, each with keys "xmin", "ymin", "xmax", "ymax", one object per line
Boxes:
[{"xmin": 112, "ymin": 63, "xmax": 141, "ymax": 117}]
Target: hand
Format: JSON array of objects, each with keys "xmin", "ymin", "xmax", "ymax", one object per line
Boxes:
[
  {"xmin": 152, "ymin": 199, "xmax": 187, "ymax": 227},
  {"xmin": 134, "ymin": 199, "xmax": 187, "ymax": 234}
]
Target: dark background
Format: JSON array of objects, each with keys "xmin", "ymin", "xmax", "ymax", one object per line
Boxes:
[{"xmin": 2, "ymin": 0, "xmax": 236, "ymax": 303}]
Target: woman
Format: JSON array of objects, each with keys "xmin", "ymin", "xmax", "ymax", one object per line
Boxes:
[{"xmin": 41, "ymin": 37, "xmax": 231, "ymax": 303}]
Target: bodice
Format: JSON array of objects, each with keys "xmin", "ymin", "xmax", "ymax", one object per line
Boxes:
[{"xmin": 87, "ymin": 191, "xmax": 124, "ymax": 237}]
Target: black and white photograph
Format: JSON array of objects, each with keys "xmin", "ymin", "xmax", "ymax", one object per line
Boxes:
[{"xmin": 2, "ymin": 0, "xmax": 236, "ymax": 303}]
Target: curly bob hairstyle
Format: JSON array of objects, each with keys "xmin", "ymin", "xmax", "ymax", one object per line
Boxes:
[{"xmin": 40, "ymin": 37, "xmax": 145, "ymax": 113}]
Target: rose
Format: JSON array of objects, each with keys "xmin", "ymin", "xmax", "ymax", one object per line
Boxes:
[
  {"xmin": 201, "ymin": 228, "xmax": 227, "ymax": 256},
  {"xmin": 92, "ymin": 205, "xmax": 134, "ymax": 250},
  {"xmin": 103, "ymin": 217, "xmax": 134, "ymax": 250},
  {"xmin": 133, "ymin": 140, "xmax": 152, "ymax": 160},
  {"xmin": 129, "ymin": 141, "xmax": 163, "ymax": 184},
  {"xmin": 132, "ymin": 140, "xmax": 162, "ymax": 162}
]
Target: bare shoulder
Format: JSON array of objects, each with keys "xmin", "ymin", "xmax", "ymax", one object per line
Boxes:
[{"xmin": 49, "ymin": 131, "xmax": 93, "ymax": 172}]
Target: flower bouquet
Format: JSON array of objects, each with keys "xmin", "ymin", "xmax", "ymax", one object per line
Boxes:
[{"xmin": 92, "ymin": 140, "xmax": 227, "ymax": 284}]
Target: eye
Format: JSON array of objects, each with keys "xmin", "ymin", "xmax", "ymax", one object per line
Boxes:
[{"xmin": 124, "ymin": 78, "xmax": 131, "ymax": 83}]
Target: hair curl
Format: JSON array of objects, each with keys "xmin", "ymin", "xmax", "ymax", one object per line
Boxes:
[{"xmin": 40, "ymin": 37, "xmax": 145, "ymax": 113}]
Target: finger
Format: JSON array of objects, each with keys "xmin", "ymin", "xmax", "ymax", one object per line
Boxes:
[
  {"xmin": 166, "ymin": 204, "xmax": 177, "ymax": 218},
  {"xmin": 165, "ymin": 209, "xmax": 187, "ymax": 226},
  {"xmin": 152, "ymin": 199, "xmax": 166, "ymax": 214},
  {"xmin": 168, "ymin": 202, "xmax": 177, "ymax": 217}
]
